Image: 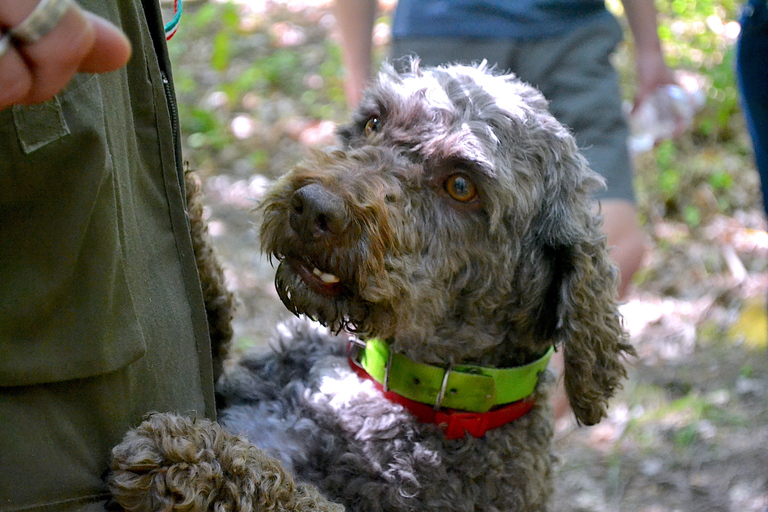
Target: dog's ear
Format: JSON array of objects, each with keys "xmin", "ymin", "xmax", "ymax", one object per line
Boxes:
[
  {"xmin": 555, "ymin": 219, "xmax": 633, "ymax": 426},
  {"xmin": 533, "ymin": 144, "xmax": 633, "ymax": 426}
]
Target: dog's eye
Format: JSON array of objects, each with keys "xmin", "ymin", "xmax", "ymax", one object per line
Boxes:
[
  {"xmin": 445, "ymin": 174, "xmax": 478, "ymax": 202},
  {"xmin": 364, "ymin": 117, "xmax": 381, "ymax": 137}
]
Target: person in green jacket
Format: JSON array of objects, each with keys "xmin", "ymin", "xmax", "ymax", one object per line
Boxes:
[{"xmin": 0, "ymin": 0, "xmax": 217, "ymax": 509}]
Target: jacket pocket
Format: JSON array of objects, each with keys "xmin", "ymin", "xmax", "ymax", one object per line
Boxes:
[{"xmin": 0, "ymin": 74, "xmax": 147, "ymax": 387}]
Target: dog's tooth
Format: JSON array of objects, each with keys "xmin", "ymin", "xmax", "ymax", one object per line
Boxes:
[
  {"xmin": 320, "ymin": 272, "xmax": 340, "ymax": 284},
  {"xmin": 313, "ymin": 267, "xmax": 340, "ymax": 284}
]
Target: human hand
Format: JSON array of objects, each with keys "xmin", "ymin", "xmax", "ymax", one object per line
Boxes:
[
  {"xmin": 633, "ymin": 50, "xmax": 688, "ymax": 137},
  {"xmin": 0, "ymin": 0, "xmax": 132, "ymax": 111},
  {"xmin": 633, "ymin": 49, "xmax": 678, "ymax": 109}
]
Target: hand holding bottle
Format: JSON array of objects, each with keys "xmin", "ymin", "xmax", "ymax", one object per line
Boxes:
[{"xmin": 628, "ymin": 81, "xmax": 705, "ymax": 154}]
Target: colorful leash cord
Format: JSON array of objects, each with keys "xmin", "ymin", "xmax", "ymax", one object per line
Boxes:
[{"xmin": 164, "ymin": 0, "xmax": 182, "ymax": 40}]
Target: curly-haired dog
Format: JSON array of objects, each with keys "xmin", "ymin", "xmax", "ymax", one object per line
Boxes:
[{"xmin": 109, "ymin": 61, "xmax": 632, "ymax": 512}]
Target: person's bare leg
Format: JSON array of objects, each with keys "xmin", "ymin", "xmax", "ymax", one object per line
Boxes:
[{"xmin": 598, "ymin": 200, "xmax": 647, "ymax": 300}]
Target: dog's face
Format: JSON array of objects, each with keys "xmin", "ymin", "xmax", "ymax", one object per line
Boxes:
[{"xmin": 260, "ymin": 62, "xmax": 630, "ymax": 424}]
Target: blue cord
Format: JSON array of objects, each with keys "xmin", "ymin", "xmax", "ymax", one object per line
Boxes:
[{"xmin": 164, "ymin": 0, "xmax": 183, "ymax": 39}]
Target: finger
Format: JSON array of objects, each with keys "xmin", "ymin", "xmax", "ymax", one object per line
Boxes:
[
  {"xmin": 0, "ymin": 0, "xmax": 40, "ymax": 109},
  {"xmin": 0, "ymin": 0, "xmax": 41, "ymax": 27},
  {"xmin": 2, "ymin": 2, "xmax": 131, "ymax": 107},
  {"xmin": 14, "ymin": 2, "xmax": 96, "ymax": 105},
  {"xmin": 77, "ymin": 11, "xmax": 131, "ymax": 74},
  {"xmin": 0, "ymin": 45, "xmax": 34, "ymax": 110}
]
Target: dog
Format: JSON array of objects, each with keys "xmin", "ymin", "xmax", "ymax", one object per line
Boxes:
[{"xmin": 109, "ymin": 61, "xmax": 632, "ymax": 512}]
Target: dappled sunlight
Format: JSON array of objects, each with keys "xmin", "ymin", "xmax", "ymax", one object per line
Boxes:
[
  {"xmin": 271, "ymin": 21, "xmax": 308, "ymax": 46},
  {"xmin": 728, "ymin": 295, "xmax": 768, "ymax": 348},
  {"xmin": 620, "ymin": 295, "xmax": 702, "ymax": 361}
]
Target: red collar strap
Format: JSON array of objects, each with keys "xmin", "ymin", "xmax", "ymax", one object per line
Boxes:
[{"xmin": 348, "ymin": 353, "xmax": 537, "ymax": 440}]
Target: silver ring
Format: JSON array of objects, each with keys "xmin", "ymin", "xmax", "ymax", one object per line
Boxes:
[
  {"xmin": 9, "ymin": 0, "xmax": 73, "ymax": 45},
  {"xmin": 0, "ymin": 33, "xmax": 10, "ymax": 60}
]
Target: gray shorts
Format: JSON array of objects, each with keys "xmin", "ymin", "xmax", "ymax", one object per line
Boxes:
[{"xmin": 391, "ymin": 15, "xmax": 635, "ymax": 203}]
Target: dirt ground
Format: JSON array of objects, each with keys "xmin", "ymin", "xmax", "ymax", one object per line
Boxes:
[{"xmin": 170, "ymin": 1, "xmax": 768, "ymax": 509}]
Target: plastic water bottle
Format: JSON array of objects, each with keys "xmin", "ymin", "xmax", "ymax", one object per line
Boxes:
[{"xmin": 627, "ymin": 84, "xmax": 703, "ymax": 154}]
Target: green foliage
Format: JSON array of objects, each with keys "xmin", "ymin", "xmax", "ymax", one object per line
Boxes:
[
  {"xmin": 708, "ymin": 168, "xmax": 734, "ymax": 191},
  {"xmin": 700, "ymin": 46, "xmax": 740, "ymax": 136},
  {"xmin": 184, "ymin": 108, "xmax": 230, "ymax": 151},
  {"xmin": 673, "ymin": 423, "xmax": 699, "ymax": 447},
  {"xmin": 211, "ymin": 31, "xmax": 234, "ymax": 72},
  {"xmin": 167, "ymin": 0, "xmax": 350, "ymax": 173},
  {"xmin": 186, "ymin": 2, "xmax": 224, "ymax": 30}
]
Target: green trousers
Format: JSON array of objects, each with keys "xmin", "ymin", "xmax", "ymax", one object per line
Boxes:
[{"xmin": 0, "ymin": 1, "xmax": 216, "ymax": 509}]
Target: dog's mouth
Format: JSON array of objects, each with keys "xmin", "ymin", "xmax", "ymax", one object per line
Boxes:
[
  {"xmin": 286, "ymin": 257, "xmax": 350, "ymax": 298},
  {"xmin": 274, "ymin": 255, "xmax": 368, "ymax": 332}
]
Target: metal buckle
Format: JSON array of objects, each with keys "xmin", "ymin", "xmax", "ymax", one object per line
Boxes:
[
  {"xmin": 348, "ymin": 337, "xmax": 394, "ymax": 392},
  {"xmin": 347, "ymin": 337, "xmax": 366, "ymax": 368},
  {"xmin": 434, "ymin": 365, "xmax": 453, "ymax": 411}
]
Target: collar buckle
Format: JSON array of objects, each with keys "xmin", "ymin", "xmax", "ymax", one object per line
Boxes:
[
  {"xmin": 347, "ymin": 336, "xmax": 366, "ymax": 367},
  {"xmin": 348, "ymin": 337, "xmax": 395, "ymax": 392}
]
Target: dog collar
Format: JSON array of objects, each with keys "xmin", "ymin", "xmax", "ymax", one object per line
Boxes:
[{"xmin": 348, "ymin": 338, "xmax": 554, "ymax": 439}]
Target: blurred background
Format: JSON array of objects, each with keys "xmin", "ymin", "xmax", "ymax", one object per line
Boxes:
[{"xmin": 162, "ymin": 1, "xmax": 767, "ymax": 510}]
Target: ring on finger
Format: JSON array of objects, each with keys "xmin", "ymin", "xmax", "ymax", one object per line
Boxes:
[
  {"xmin": 9, "ymin": 0, "xmax": 73, "ymax": 45},
  {"xmin": 0, "ymin": 33, "xmax": 10, "ymax": 60}
]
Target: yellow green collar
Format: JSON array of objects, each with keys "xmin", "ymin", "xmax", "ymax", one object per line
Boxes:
[{"xmin": 349, "ymin": 338, "xmax": 554, "ymax": 413}]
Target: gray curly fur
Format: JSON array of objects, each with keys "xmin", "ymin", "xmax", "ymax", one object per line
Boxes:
[
  {"xmin": 185, "ymin": 169, "xmax": 236, "ymax": 382},
  {"xmin": 109, "ymin": 413, "xmax": 343, "ymax": 512},
  {"xmin": 218, "ymin": 320, "xmax": 557, "ymax": 511},
  {"xmin": 109, "ymin": 61, "xmax": 632, "ymax": 512}
]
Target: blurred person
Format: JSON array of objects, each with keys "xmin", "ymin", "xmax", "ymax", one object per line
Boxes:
[
  {"xmin": 737, "ymin": 0, "xmax": 768, "ymax": 218},
  {"xmin": 0, "ymin": 0, "xmax": 217, "ymax": 509}
]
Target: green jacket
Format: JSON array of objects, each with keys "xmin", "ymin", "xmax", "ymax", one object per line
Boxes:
[{"xmin": 0, "ymin": 1, "xmax": 215, "ymax": 509}]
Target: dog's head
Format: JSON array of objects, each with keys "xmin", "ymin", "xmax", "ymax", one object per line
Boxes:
[{"xmin": 260, "ymin": 60, "xmax": 631, "ymax": 425}]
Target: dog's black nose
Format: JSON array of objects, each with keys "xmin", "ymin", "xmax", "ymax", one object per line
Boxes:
[{"xmin": 289, "ymin": 183, "xmax": 348, "ymax": 240}]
